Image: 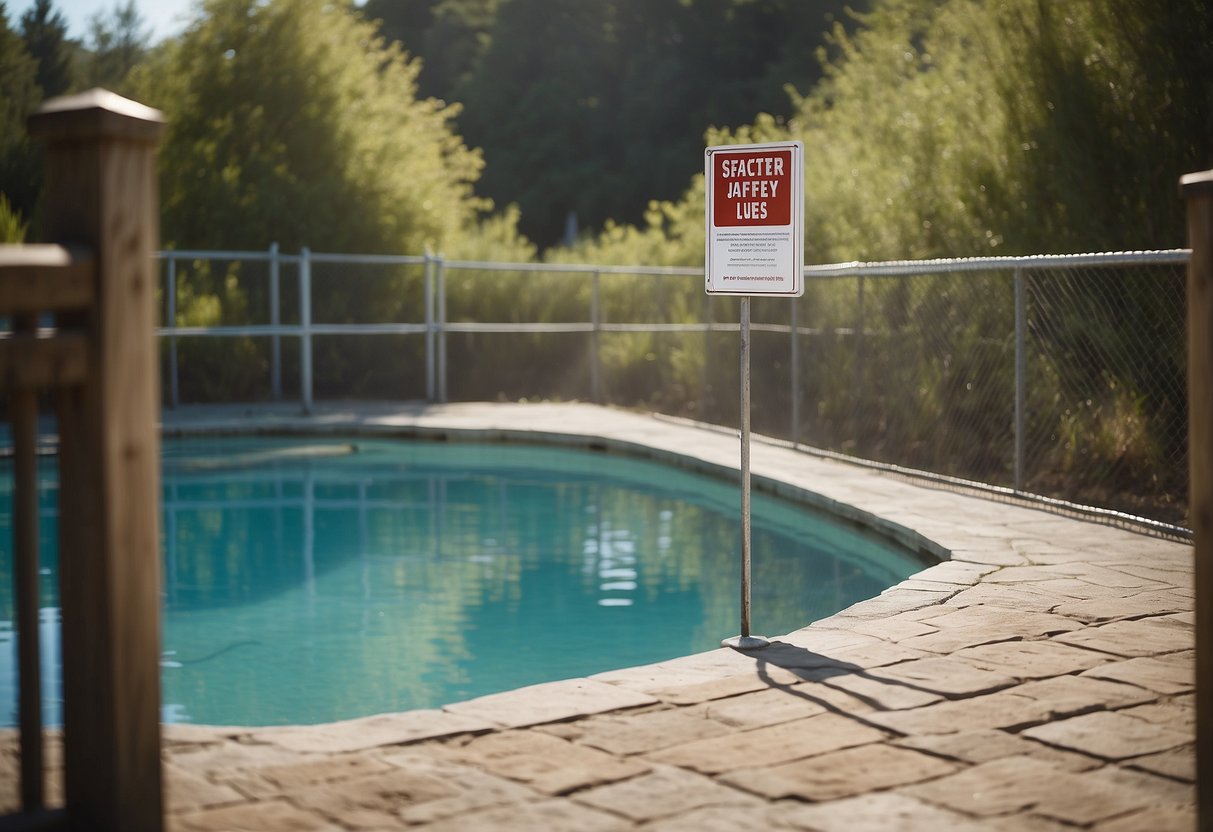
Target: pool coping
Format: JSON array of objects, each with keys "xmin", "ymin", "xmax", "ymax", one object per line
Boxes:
[{"xmin": 8, "ymin": 401, "xmax": 1196, "ymax": 829}]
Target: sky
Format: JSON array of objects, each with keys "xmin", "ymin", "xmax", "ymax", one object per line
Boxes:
[{"xmin": 8, "ymin": 0, "xmax": 195, "ymax": 44}]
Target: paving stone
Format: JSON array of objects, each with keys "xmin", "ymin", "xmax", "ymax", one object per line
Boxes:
[
  {"xmin": 1080, "ymin": 651, "xmax": 1195, "ymax": 695},
  {"xmin": 828, "ymin": 588, "xmax": 955, "ymax": 619},
  {"xmin": 223, "ymin": 753, "xmax": 394, "ymax": 800},
  {"xmin": 895, "ymin": 578, "xmax": 967, "ymax": 592},
  {"xmin": 1078, "ymin": 759, "xmax": 1196, "ymax": 810},
  {"xmin": 779, "ymin": 791, "xmax": 993, "ymax": 832},
  {"xmin": 1126, "ymin": 744, "xmax": 1195, "ymax": 783},
  {"xmin": 590, "ymin": 650, "xmax": 767, "ymax": 694},
  {"xmin": 977, "ymin": 815, "xmax": 1089, "ymax": 832},
  {"xmin": 1120, "ymin": 695, "xmax": 1196, "ymax": 732},
  {"xmin": 865, "ymin": 691, "xmax": 1056, "ymax": 736},
  {"xmin": 289, "ymin": 766, "xmax": 462, "ymax": 828},
  {"xmin": 901, "ymin": 606, "xmax": 1082, "ymax": 653},
  {"xmin": 849, "ymin": 613, "xmax": 939, "ymax": 641},
  {"xmin": 912, "ymin": 560, "xmax": 1001, "ymax": 585},
  {"xmin": 372, "ymin": 750, "xmax": 537, "ymax": 824},
  {"xmin": 1055, "ymin": 617, "xmax": 1193, "ymax": 658},
  {"xmin": 556, "ymin": 705, "xmax": 732, "ymax": 755},
  {"xmin": 1093, "ymin": 805, "xmax": 1197, "ymax": 832},
  {"xmin": 639, "ymin": 803, "xmax": 798, "ymax": 832},
  {"xmin": 645, "ymin": 666, "xmax": 806, "ymax": 705},
  {"xmin": 951, "ymin": 639, "xmax": 1113, "ymax": 680},
  {"xmin": 763, "ymin": 628, "xmax": 886, "ymax": 656},
  {"xmin": 173, "ymin": 798, "xmax": 340, "ymax": 831},
  {"xmin": 895, "ymin": 729, "xmax": 1103, "ymax": 772},
  {"xmin": 165, "ymin": 740, "xmax": 310, "ymax": 784},
  {"xmin": 1021, "ymin": 710, "xmax": 1191, "ymax": 761},
  {"xmin": 948, "ymin": 547, "xmax": 1029, "ymax": 567},
  {"xmin": 767, "ymin": 676, "xmax": 883, "ymax": 714},
  {"xmin": 804, "ymin": 668, "xmax": 945, "ymax": 710},
  {"xmin": 413, "ymin": 798, "xmax": 628, "ymax": 831},
  {"xmin": 162, "ymin": 723, "xmax": 247, "ymax": 747},
  {"xmin": 248, "ymin": 710, "xmax": 491, "ymax": 753},
  {"xmin": 942, "ymin": 583, "xmax": 1066, "ymax": 613},
  {"xmin": 977, "ymin": 564, "xmax": 1089, "ymax": 584},
  {"xmin": 164, "ymin": 763, "xmax": 246, "ymax": 813},
  {"xmin": 444, "ymin": 677, "xmax": 657, "ymax": 728},
  {"xmin": 704, "ymin": 686, "xmax": 836, "ymax": 729},
  {"xmin": 730, "ymin": 639, "xmax": 866, "ymax": 673},
  {"xmin": 901, "ymin": 755, "xmax": 1174, "ymax": 825},
  {"xmin": 722, "ymin": 742, "xmax": 957, "ymax": 801},
  {"xmin": 1053, "ymin": 589, "xmax": 1192, "ymax": 624},
  {"xmin": 863, "ymin": 656, "xmax": 1018, "ymax": 698},
  {"xmin": 647, "ymin": 712, "xmax": 886, "ymax": 774},
  {"xmin": 1009, "ymin": 674, "xmax": 1158, "ymax": 714},
  {"xmin": 439, "ymin": 730, "xmax": 648, "ymax": 795},
  {"xmin": 574, "ymin": 765, "xmax": 759, "ymax": 822},
  {"xmin": 1044, "ymin": 562, "xmax": 1172, "ymax": 590},
  {"xmin": 1103, "ymin": 561, "xmax": 1194, "ymax": 588}
]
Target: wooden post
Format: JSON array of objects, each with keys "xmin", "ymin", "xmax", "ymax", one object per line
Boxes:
[
  {"xmin": 29, "ymin": 89, "xmax": 165, "ymax": 832},
  {"xmin": 1182, "ymin": 168, "xmax": 1213, "ymax": 832}
]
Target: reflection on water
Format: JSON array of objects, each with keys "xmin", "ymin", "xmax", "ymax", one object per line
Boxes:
[{"xmin": 0, "ymin": 437, "xmax": 924, "ymax": 726}]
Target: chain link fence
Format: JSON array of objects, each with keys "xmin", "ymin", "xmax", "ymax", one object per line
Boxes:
[
  {"xmin": 762, "ymin": 254, "xmax": 1189, "ymax": 531},
  {"xmin": 160, "ymin": 249, "xmax": 1190, "ymax": 532}
]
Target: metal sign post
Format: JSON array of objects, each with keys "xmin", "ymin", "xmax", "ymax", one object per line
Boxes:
[
  {"xmin": 722, "ymin": 296, "xmax": 769, "ymax": 649},
  {"xmin": 705, "ymin": 140, "xmax": 804, "ymax": 651}
]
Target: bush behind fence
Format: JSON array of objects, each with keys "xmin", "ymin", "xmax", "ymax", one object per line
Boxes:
[{"xmin": 160, "ymin": 248, "xmax": 1190, "ymax": 530}]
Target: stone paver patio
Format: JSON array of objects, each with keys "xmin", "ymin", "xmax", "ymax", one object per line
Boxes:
[{"xmin": 1, "ymin": 402, "xmax": 1196, "ymax": 829}]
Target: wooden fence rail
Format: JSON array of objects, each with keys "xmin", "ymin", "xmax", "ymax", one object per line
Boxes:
[{"xmin": 1, "ymin": 89, "xmax": 165, "ymax": 832}]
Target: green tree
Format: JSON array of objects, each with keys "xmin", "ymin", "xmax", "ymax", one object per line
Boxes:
[
  {"xmin": 455, "ymin": 0, "xmax": 855, "ymax": 248},
  {"xmin": 360, "ymin": 0, "xmax": 500, "ymax": 102},
  {"xmin": 138, "ymin": 0, "xmax": 485, "ymax": 254},
  {"xmin": 134, "ymin": 0, "xmax": 502, "ymax": 401},
  {"xmin": 20, "ymin": 0, "xmax": 75, "ymax": 98},
  {"xmin": 82, "ymin": 0, "xmax": 151, "ymax": 95},
  {"xmin": 0, "ymin": 1, "xmax": 41, "ymax": 229}
]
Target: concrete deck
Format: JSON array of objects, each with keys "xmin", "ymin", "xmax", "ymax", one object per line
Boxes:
[{"xmin": 8, "ymin": 403, "xmax": 1199, "ymax": 829}]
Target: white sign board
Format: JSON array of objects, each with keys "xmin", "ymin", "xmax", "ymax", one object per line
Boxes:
[{"xmin": 704, "ymin": 140, "xmax": 804, "ymax": 296}]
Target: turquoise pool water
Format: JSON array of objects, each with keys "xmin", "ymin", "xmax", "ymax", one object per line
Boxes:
[{"xmin": 0, "ymin": 437, "xmax": 924, "ymax": 726}]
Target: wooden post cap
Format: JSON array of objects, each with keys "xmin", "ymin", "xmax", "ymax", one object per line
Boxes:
[
  {"xmin": 1180, "ymin": 169, "xmax": 1213, "ymax": 198},
  {"xmin": 28, "ymin": 88, "xmax": 164, "ymax": 145}
]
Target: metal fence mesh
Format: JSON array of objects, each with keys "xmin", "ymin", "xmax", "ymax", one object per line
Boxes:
[{"xmin": 1021, "ymin": 263, "xmax": 1187, "ymax": 524}]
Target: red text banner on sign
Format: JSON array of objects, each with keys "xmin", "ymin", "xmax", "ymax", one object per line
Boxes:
[{"xmin": 712, "ymin": 150, "xmax": 792, "ymax": 227}]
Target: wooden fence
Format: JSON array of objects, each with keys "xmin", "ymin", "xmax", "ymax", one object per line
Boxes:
[{"xmin": 1, "ymin": 89, "xmax": 165, "ymax": 831}]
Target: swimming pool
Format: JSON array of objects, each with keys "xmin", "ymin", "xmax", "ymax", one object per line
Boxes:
[{"xmin": 0, "ymin": 436, "xmax": 925, "ymax": 726}]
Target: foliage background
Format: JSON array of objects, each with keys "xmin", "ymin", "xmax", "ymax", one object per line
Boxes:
[{"xmin": 0, "ymin": 0, "xmax": 1209, "ymax": 522}]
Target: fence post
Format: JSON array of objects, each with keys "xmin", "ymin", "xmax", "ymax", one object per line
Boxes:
[
  {"xmin": 853, "ymin": 275, "xmax": 866, "ymax": 447},
  {"xmin": 700, "ymin": 293, "xmax": 712, "ymax": 421},
  {"xmin": 300, "ymin": 246, "xmax": 313, "ymax": 413},
  {"xmin": 425, "ymin": 252, "xmax": 435, "ymax": 401},
  {"xmin": 1014, "ymin": 267, "xmax": 1026, "ymax": 492},
  {"xmin": 269, "ymin": 241, "xmax": 281, "ymax": 401},
  {"xmin": 13, "ymin": 314, "xmax": 41, "ymax": 811},
  {"xmin": 790, "ymin": 293, "xmax": 800, "ymax": 447},
  {"xmin": 1181, "ymin": 168, "xmax": 1213, "ymax": 832},
  {"xmin": 591, "ymin": 269, "xmax": 602, "ymax": 403},
  {"xmin": 167, "ymin": 254, "xmax": 179, "ymax": 408},
  {"xmin": 437, "ymin": 255, "xmax": 447, "ymax": 403},
  {"xmin": 30, "ymin": 88, "xmax": 165, "ymax": 831}
]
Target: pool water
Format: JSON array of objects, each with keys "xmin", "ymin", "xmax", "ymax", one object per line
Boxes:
[{"xmin": 0, "ymin": 437, "xmax": 924, "ymax": 726}]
